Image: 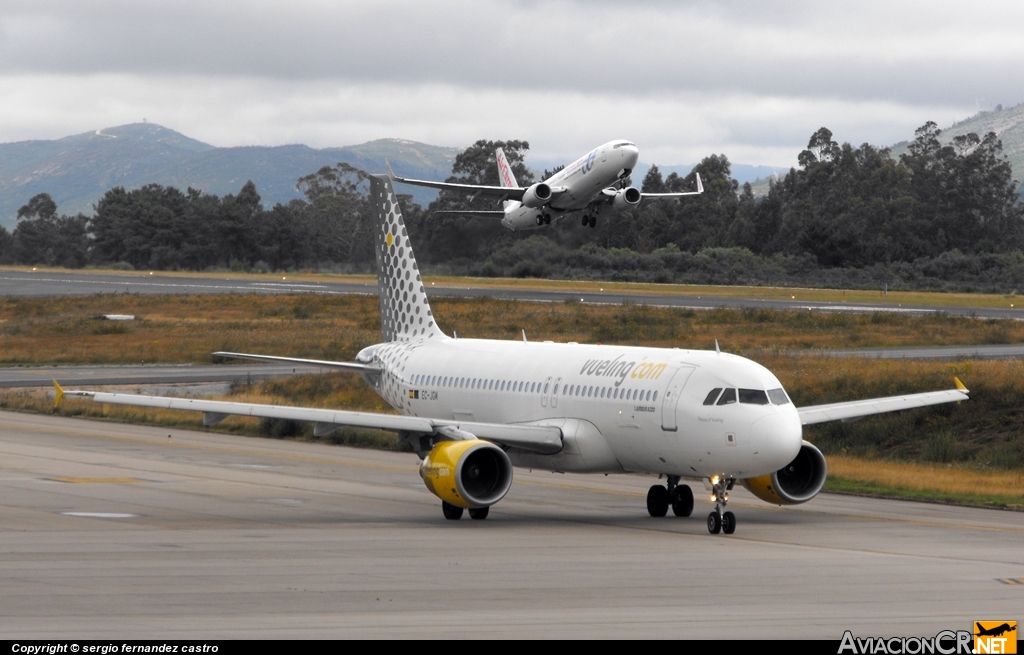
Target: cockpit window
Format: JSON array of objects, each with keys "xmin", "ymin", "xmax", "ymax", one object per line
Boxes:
[
  {"xmin": 767, "ymin": 388, "xmax": 791, "ymax": 405},
  {"xmin": 716, "ymin": 388, "xmax": 737, "ymax": 405},
  {"xmin": 739, "ymin": 389, "xmax": 770, "ymax": 405},
  {"xmin": 703, "ymin": 388, "xmax": 723, "ymax": 405}
]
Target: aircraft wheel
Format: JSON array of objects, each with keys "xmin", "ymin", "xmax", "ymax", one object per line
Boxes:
[
  {"xmin": 543, "ymin": 213, "xmax": 551, "ymax": 224},
  {"xmin": 722, "ymin": 511, "xmax": 736, "ymax": 534},
  {"xmin": 581, "ymin": 215, "xmax": 589, "ymax": 226},
  {"xmin": 589, "ymin": 216, "xmax": 597, "ymax": 228},
  {"xmin": 647, "ymin": 485, "xmax": 669, "ymax": 517},
  {"xmin": 468, "ymin": 507, "xmax": 489, "ymax": 520},
  {"xmin": 707, "ymin": 511, "xmax": 722, "ymax": 534},
  {"xmin": 671, "ymin": 484, "xmax": 694, "ymax": 517},
  {"xmin": 536, "ymin": 216, "xmax": 543, "ymax": 226},
  {"xmin": 442, "ymin": 501, "xmax": 464, "ymax": 520}
]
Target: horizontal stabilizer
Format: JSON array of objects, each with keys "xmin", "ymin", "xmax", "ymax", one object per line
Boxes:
[{"xmin": 212, "ymin": 351, "xmax": 379, "ymax": 374}]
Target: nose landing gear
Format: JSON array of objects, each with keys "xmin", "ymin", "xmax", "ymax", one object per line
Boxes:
[{"xmin": 707, "ymin": 475, "xmax": 736, "ymax": 534}]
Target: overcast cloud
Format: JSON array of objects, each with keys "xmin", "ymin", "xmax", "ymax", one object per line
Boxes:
[{"xmin": 2, "ymin": 0, "xmax": 1022, "ymax": 167}]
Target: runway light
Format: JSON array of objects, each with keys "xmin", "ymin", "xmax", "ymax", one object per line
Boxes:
[{"xmin": 282, "ymin": 277, "xmax": 286, "ymax": 280}]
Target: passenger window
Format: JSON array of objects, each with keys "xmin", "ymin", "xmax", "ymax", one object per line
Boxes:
[
  {"xmin": 739, "ymin": 389, "xmax": 770, "ymax": 405},
  {"xmin": 653, "ymin": 391, "xmax": 658, "ymax": 401},
  {"xmin": 704, "ymin": 388, "xmax": 723, "ymax": 405},
  {"xmin": 717, "ymin": 388, "xmax": 737, "ymax": 405},
  {"xmin": 543, "ymin": 382, "xmax": 549, "ymax": 394},
  {"xmin": 767, "ymin": 388, "xmax": 791, "ymax": 405}
]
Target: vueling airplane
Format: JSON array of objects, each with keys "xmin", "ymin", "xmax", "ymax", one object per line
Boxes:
[
  {"xmin": 387, "ymin": 140, "xmax": 703, "ymax": 230},
  {"xmin": 55, "ymin": 175, "xmax": 970, "ymax": 535}
]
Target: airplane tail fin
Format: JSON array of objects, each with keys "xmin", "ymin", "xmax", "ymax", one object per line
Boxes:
[
  {"xmin": 369, "ymin": 175, "xmax": 446, "ymax": 343},
  {"xmin": 495, "ymin": 148, "xmax": 518, "ymax": 188}
]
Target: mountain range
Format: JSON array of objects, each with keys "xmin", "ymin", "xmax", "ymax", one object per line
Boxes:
[
  {"xmin": 0, "ymin": 124, "xmax": 460, "ymax": 228},
  {"xmin": 3, "ymin": 105, "xmax": 1022, "ymax": 229}
]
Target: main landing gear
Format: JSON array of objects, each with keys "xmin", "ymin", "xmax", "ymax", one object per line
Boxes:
[
  {"xmin": 581, "ymin": 215, "xmax": 597, "ymax": 228},
  {"xmin": 535, "ymin": 213, "xmax": 552, "ymax": 226},
  {"xmin": 706, "ymin": 475, "xmax": 736, "ymax": 535},
  {"xmin": 646, "ymin": 475, "xmax": 694, "ymax": 518},
  {"xmin": 441, "ymin": 501, "xmax": 489, "ymax": 520}
]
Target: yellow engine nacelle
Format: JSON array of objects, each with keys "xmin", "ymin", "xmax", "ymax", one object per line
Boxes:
[
  {"xmin": 419, "ymin": 440, "xmax": 513, "ymax": 509},
  {"xmin": 741, "ymin": 441, "xmax": 828, "ymax": 505}
]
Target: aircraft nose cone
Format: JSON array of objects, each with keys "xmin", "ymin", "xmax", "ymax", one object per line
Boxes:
[{"xmin": 750, "ymin": 410, "xmax": 802, "ymax": 471}]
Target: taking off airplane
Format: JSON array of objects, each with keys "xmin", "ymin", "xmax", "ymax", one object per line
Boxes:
[
  {"xmin": 55, "ymin": 175, "xmax": 970, "ymax": 534},
  {"xmin": 387, "ymin": 140, "xmax": 703, "ymax": 230}
]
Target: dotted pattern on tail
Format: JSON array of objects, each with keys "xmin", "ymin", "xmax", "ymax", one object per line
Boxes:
[
  {"xmin": 369, "ymin": 175, "xmax": 446, "ymax": 413},
  {"xmin": 371, "ymin": 175, "xmax": 445, "ymax": 344}
]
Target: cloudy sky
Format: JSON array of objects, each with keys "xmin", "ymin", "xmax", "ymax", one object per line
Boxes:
[{"xmin": 2, "ymin": 0, "xmax": 1022, "ymax": 167}]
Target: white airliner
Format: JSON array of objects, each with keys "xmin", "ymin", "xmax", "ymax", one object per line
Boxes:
[
  {"xmin": 55, "ymin": 175, "xmax": 970, "ymax": 535},
  {"xmin": 387, "ymin": 140, "xmax": 703, "ymax": 230}
]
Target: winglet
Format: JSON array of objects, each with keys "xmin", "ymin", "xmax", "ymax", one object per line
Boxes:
[
  {"xmin": 696, "ymin": 172, "xmax": 704, "ymax": 194},
  {"xmin": 52, "ymin": 379, "xmax": 65, "ymax": 409},
  {"xmin": 384, "ymin": 158, "xmax": 396, "ymax": 180},
  {"xmin": 522, "ymin": 329, "xmax": 528, "ymax": 344},
  {"xmin": 715, "ymin": 339, "xmax": 720, "ymax": 354},
  {"xmin": 954, "ymin": 376, "xmax": 969, "ymax": 393}
]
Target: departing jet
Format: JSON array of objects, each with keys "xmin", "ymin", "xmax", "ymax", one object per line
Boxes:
[
  {"xmin": 387, "ymin": 140, "xmax": 703, "ymax": 230},
  {"xmin": 55, "ymin": 175, "xmax": 969, "ymax": 535}
]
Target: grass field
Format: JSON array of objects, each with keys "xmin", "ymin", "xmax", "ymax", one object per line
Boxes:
[{"xmin": 1, "ymin": 292, "xmax": 1022, "ymax": 509}]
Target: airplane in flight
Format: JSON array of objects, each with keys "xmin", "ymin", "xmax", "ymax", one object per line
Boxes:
[
  {"xmin": 387, "ymin": 140, "xmax": 703, "ymax": 230},
  {"xmin": 55, "ymin": 175, "xmax": 970, "ymax": 535}
]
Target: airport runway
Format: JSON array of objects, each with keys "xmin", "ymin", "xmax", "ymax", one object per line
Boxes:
[
  {"xmin": 4, "ymin": 269, "xmax": 1024, "ymax": 319},
  {"xmin": 0, "ymin": 410, "xmax": 1020, "ymax": 639}
]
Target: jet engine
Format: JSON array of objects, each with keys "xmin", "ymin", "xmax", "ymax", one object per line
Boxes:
[
  {"xmin": 612, "ymin": 187, "xmax": 641, "ymax": 211},
  {"xmin": 741, "ymin": 441, "xmax": 827, "ymax": 505},
  {"xmin": 419, "ymin": 439, "xmax": 513, "ymax": 509},
  {"xmin": 520, "ymin": 183, "xmax": 552, "ymax": 208}
]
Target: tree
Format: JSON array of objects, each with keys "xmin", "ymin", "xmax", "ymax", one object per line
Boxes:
[{"xmin": 11, "ymin": 193, "xmax": 89, "ymax": 267}]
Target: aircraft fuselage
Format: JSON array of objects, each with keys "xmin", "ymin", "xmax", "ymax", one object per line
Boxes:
[{"xmin": 360, "ymin": 338, "xmax": 803, "ymax": 480}]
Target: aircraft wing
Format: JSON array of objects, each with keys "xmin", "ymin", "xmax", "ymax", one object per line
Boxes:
[
  {"xmin": 387, "ymin": 161, "xmax": 526, "ymax": 200},
  {"xmin": 54, "ymin": 385, "xmax": 563, "ymax": 454},
  {"xmin": 431, "ymin": 210, "xmax": 506, "ymax": 218},
  {"xmin": 797, "ymin": 379, "xmax": 969, "ymax": 426},
  {"xmin": 387, "ymin": 161, "xmax": 568, "ymax": 203},
  {"xmin": 213, "ymin": 351, "xmax": 379, "ymax": 374}
]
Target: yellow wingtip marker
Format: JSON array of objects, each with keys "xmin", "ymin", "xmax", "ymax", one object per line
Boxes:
[
  {"xmin": 52, "ymin": 379, "xmax": 65, "ymax": 409},
  {"xmin": 954, "ymin": 376, "xmax": 968, "ymax": 393}
]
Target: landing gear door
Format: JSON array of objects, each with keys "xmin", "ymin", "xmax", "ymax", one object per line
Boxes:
[{"xmin": 661, "ymin": 366, "xmax": 696, "ymax": 431}]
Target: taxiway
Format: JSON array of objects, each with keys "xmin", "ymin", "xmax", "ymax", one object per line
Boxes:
[{"xmin": 0, "ymin": 410, "xmax": 1020, "ymax": 639}]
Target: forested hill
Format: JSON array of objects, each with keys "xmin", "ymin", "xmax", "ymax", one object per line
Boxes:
[
  {"xmin": 0, "ymin": 123, "xmax": 459, "ymax": 228},
  {"xmin": 751, "ymin": 102, "xmax": 1024, "ymax": 195},
  {"xmin": 890, "ymin": 102, "xmax": 1024, "ymax": 181}
]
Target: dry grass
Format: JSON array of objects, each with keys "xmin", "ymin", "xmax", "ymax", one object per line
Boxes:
[
  {"xmin": 3, "ymin": 264, "xmax": 1022, "ymax": 309},
  {"xmin": 826, "ymin": 455, "xmax": 1024, "ymax": 509},
  {"xmin": 3, "ymin": 294, "xmax": 1023, "ymax": 366}
]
